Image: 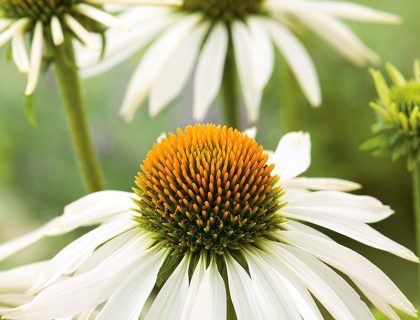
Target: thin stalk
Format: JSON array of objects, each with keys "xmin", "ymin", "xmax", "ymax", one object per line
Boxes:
[
  {"xmin": 413, "ymin": 164, "xmax": 420, "ymax": 302},
  {"xmin": 281, "ymin": 64, "xmax": 303, "ymax": 133},
  {"xmin": 52, "ymin": 38, "xmax": 104, "ymax": 192},
  {"xmin": 222, "ymin": 41, "xmax": 239, "ymax": 129}
]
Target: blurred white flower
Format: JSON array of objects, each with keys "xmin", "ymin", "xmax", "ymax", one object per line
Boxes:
[
  {"xmin": 0, "ymin": 0, "xmax": 128, "ymax": 95},
  {"xmin": 0, "ymin": 124, "xmax": 417, "ymax": 320},
  {"xmin": 79, "ymin": 0, "xmax": 400, "ymax": 122}
]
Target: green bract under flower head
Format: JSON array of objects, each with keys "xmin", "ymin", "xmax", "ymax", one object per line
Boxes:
[
  {"xmin": 182, "ymin": 0, "xmax": 264, "ymax": 20},
  {"xmin": 134, "ymin": 124, "xmax": 285, "ymax": 256},
  {"xmin": 364, "ymin": 62, "xmax": 420, "ymax": 170}
]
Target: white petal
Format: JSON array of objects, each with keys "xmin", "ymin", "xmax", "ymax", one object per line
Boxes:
[
  {"xmin": 260, "ymin": 18, "xmax": 321, "ymax": 107},
  {"xmin": 149, "ymin": 22, "xmax": 208, "ymax": 116},
  {"xmin": 180, "ymin": 254, "xmax": 206, "ymax": 319},
  {"xmin": 245, "ymin": 250, "xmax": 301, "ymax": 320},
  {"xmin": 231, "ymin": 21, "xmax": 262, "ymax": 122},
  {"xmin": 225, "ymin": 254, "xmax": 260, "ymax": 320},
  {"xmin": 96, "ymin": 249, "xmax": 166, "ymax": 320},
  {"xmin": 280, "ymin": 230, "xmax": 417, "ymax": 317},
  {"xmin": 145, "ymin": 255, "xmax": 189, "ymax": 320},
  {"xmin": 306, "ymin": 2, "xmax": 401, "ymax": 23},
  {"xmin": 295, "ymin": 12, "xmax": 379, "ymax": 65},
  {"xmin": 189, "ymin": 259, "xmax": 226, "ymax": 320},
  {"xmin": 269, "ymin": 243, "xmax": 372, "ymax": 320},
  {"xmin": 193, "ymin": 23, "xmax": 228, "ymax": 121},
  {"xmin": 248, "ymin": 18, "xmax": 274, "ymax": 89},
  {"xmin": 12, "ymin": 26, "xmax": 30, "ymax": 73},
  {"xmin": 0, "ymin": 261, "xmax": 48, "ymax": 293},
  {"xmin": 119, "ymin": 14, "xmax": 200, "ymax": 121},
  {"xmin": 285, "ymin": 190, "xmax": 394, "ymax": 223},
  {"xmin": 0, "ymin": 18, "xmax": 28, "ymax": 48},
  {"xmin": 29, "ymin": 214, "xmax": 136, "ymax": 293},
  {"xmin": 0, "ymin": 225, "xmax": 51, "ymax": 262},
  {"xmin": 0, "ymin": 191, "xmax": 134, "ymax": 262},
  {"xmin": 51, "ymin": 16, "xmax": 64, "ymax": 46},
  {"xmin": 249, "ymin": 247, "xmax": 323, "ymax": 320},
  {"xmin": 285, "ymin": 177, "xmax": 361, "ymax": 191},
  {"xmin": 4, "ymin": 235, "xmax": 147, "ymax": 319},
  {"xmin": 76, "ymin": 4, "xmax": 127, "ymax": 30},
  {"xmin": 282, "ymin": 202, "xmax": 419, "ymax": 262},
  {"xmin": 244, "ymin": 127, "xmax": 257, "ymax": 139},
  {"xmin": 271, "ymin": 131, "xmax": 311, "ymax": 180},
  {"xmin": 64, "ymin": 14, "xmax": 100, "ymax": 51},
  {"xmin": 78, "ymin": 7, "xmax": 175, "ymax": 75},
  {"xmin": 25, "ymin": 21, "xmax": 43, "ymax": 96}
]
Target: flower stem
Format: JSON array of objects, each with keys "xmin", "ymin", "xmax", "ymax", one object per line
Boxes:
[
  {"xmin": 222, "ymin": 42, "xmax": 239, "ymax": 129},
  {"xmin": 413, "ymin": 163, "xmax": 420, "ymax": 301},
  {"xmin": 52, "ymin": 39, "xmax": 104, "ymax": 192},
  {"xmin": 281, "ymin": 64, "xmax": 302, "ymax": 133}
]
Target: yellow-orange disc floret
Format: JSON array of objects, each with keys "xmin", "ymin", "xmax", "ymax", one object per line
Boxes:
[{"xmin": 134, "ymin": 124, "xmax": 285, "ymax": 255}]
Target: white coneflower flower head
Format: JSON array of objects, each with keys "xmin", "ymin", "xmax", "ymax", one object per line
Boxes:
[
  {"xmin": 79, "ymin": 0, "xmax": 400, "ymax": 122},
  {"xmin": 0, "ymin": 0, "xmax": 126, "ymax": 95},
  {"xmin": 0, "ymin": 124, "xmax": 417, "ymax": 320}
]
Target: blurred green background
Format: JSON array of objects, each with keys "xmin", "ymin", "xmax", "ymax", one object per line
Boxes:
[{"xmin": 0, "ymin": 0, "xmax": 418, "ymax": 315}]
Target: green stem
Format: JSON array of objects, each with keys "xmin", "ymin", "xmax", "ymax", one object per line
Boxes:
[
  {"xmin": 413, "ymin": 164, "xmax": 420, "ymax": 302},
  {"xmin": 222, "ymin": 42, "xmax": 239, "ymax": 129},
  {"xmin": 281, "ymin": 64, "xmax": 302, "ymax": 133},
  {"xmin": 52, "ymin": 39, "xmax": 104, "ymax": 192}
]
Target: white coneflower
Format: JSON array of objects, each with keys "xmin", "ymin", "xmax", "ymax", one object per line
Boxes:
[
  {"xmin": 79, "ymin": 1, "xmax": 400, "ymax": 124},
  {"xmin": 0, "ymin": 124, "xmax": 417, "ymax": 320},
  {"xmin": 0, "ymin": 0, "xmax": 127, "ymax": 95}
]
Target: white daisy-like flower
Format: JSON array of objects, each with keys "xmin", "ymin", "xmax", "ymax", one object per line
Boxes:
[
  {"xmin": 0, "ymin": 124, "xmax": 417, "ymax": 320},
  {"xmin": 0, "ymin": 0, "xmax": 129, "ymax": 95},
  {"xmin": 79, "ymin": 1, "xmax": 400, "ymax": 122}
]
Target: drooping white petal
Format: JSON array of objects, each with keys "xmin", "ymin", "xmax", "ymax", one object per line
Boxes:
[
  {"xmin": 76, "ymin": 3, "xmax": 127, "ymax": 30},
  {"xmin": 231, "ymin": 21, "xmax": 262, "ymax": 122},
  {"xmin": 271, "ymin": 131, "xmax": 311, "ymax": 180},
  {"xmin": 149, "ymin": 22, "xmax": 208, "ymax": 116},
  {"xmin": 303, "ymin": 1, "xmax": 401, "ymax": 23},
  {"xmin": 0, "ymin": 225, "xmax": 50, "ymax": 262},
  {"xmin": 250, "ymin": 246, "xmax": 323, "ymax": 320},
  {"xmin": 0, "ymin": 18, "xmax": 29, "ymax": 48},
  {"xmin": 280, "ymin": 230, "xmax": 417, "ymax": 317},
  {"xmin": 260, "ymin": 18, "xmax": 321, "ymax": 107},
  {"xmin": 76, "ymin": 229, "xmax": 139, "ymax": 274},
  {"xmin": 64, "ymin": 14, "xmax": 100, "ymax": 51},
  {"xmin": 0, "ymin": 261, "xmax": 48, "ymax": 293},
  {"xmin": 96, "ymin": 249, "xmax": 166, "ymax": 320},
  {"xmin": 270, "ymin": 243, "xmax": 373, "ymax": 320},
  {"xmin": 285, "ymin": 177, "xmax": 361, "ymax": 191},
  {"xmin": 78, "ymin": 7, "xmax": 175, "ymax": 75},
  {"xmin": 29, "ymin": 214, "xmax": 136, "ymax": 293},
  {"xmin": 193, "ymin": 23, "xmax": 228, "ymax": 121},
  {"xmin": 247, "ymin": 18, "xmax": 274, "ymax": 90},
  {"xmin": 0, "ymin": 191, "xmax": 134, "ymax": 262},
  {"xmin": 51, "ymin": 16, "xmax": 64, "ymax": 46},
  {"xmin": 189, "ymin": 259, "xmax": 226, "ymax": 320},
  {"xmin": 145, "ymin": 255, "xmax": 190, "ymax": 320},
  {"xmin": 295, "ymin": 12, "xmax": 379, "ymax": 65},
  {"xmin": 282, "ymin": 198, "xmax": 419, "ymax": 262},
  {"xmin": 0, "ymin": 294, "xmax": 32, "ymax": 308},
  {"xmin": 25, "ymin": 21, "xmax": 43, "ymax": 96},
  {"xmin": 225, "ymin": 254, "xmax": 260, "ymax": 320},
  {"xmin": 244, "ymin": 127, "xmax": 257, "ymax": 139},
  {"xmin": 285, "ymin": 190, "xmax": 394, "ymax": 223},
  {"xmin": 245, "ymin": 250, "xmax": 301, "ymax": 320},
  {"xmin": 119, "ymin": 14, "xmax": 200, "ymax": 121},
  {"xmin": 12, "ymin": 26, "xmax": 30, "ymax": 73},
  {"xmin": 353, "ymin": 280, "xmax": 403, "ymax": 320},
  {"xmin": 0, "ymin": 19, "xmax": 13, "ymax": 33},
  {"xmin": 180, "ymin": 254, "xmax": 206, "ymax": 319},
  {"xmin": 3, "ymin": 235, "xmax": 147, "ymax": 319}
]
